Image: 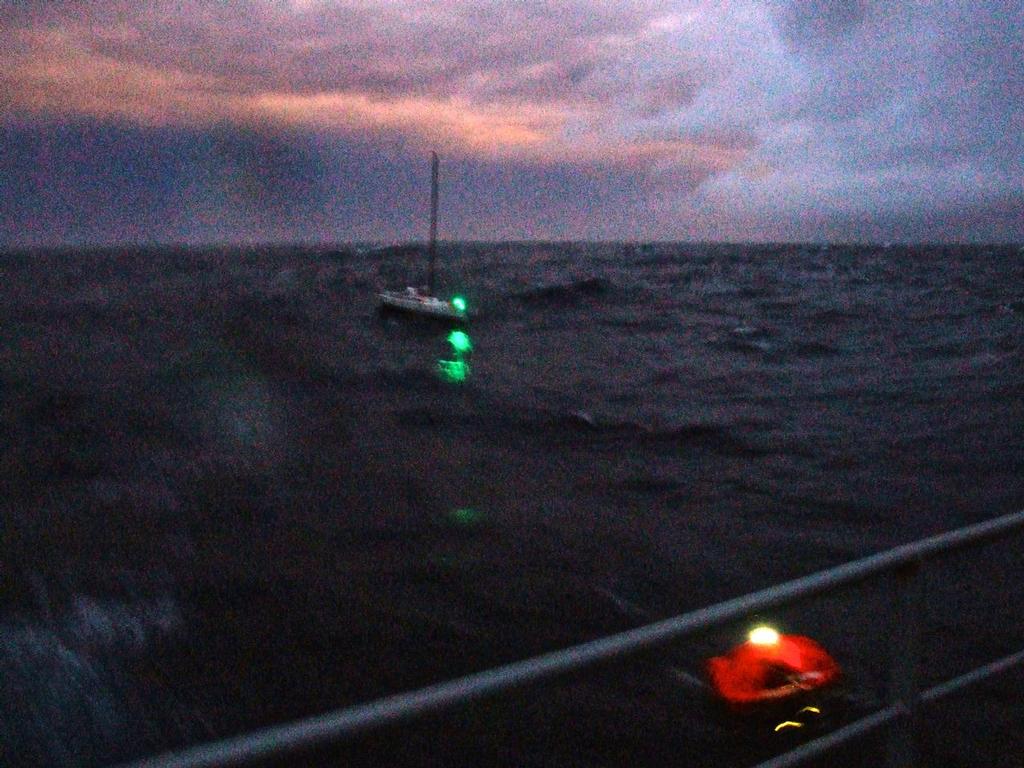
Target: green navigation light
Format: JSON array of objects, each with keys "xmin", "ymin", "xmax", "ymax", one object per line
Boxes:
[
  {"xmin": 452, "ymin": 296, "xmax": 467, "ymax": 313},
  {"xmin": 447, "ymin": 330, "xmax": 473, "ymax": 353}
]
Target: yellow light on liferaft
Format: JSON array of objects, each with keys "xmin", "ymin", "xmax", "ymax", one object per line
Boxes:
[
  {"xmin": 773, "ymin": 721, "xmax": 804, "ymax": 732},
  {"xmin": 748, "ymin": 626, "xmax": 780, "ymax": 646}
]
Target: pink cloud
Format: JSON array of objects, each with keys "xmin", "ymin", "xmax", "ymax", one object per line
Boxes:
[{"xmin": 1, "ymin": 1, "xmax": 749, "ymax": 174}]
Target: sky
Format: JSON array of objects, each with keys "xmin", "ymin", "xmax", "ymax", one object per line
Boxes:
[{"xmin": 1, "ymin": 0, "xmax": 1021, "ymax": 245}]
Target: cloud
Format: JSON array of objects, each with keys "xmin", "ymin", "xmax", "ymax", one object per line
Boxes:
[
  {"xmin": 0, "ymin": 2, "xmax": 752, "ymax": 170},
  {"xmin": 0, "ymin": 0, "xmax": 1021, "ymax": 242},
  {"xmin": 774, "ymin": 0, "xmax": 869, "ymax": 51}
]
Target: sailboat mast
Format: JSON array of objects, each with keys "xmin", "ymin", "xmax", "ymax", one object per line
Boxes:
[{"xmin": 427, "ymin": 151, "xmax": 439, "ymax": 295}]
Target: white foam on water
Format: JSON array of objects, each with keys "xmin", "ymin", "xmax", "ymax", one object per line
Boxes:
[{"xmin": 0, "ymin": 592, "xmax": 182, "ymax": 767}]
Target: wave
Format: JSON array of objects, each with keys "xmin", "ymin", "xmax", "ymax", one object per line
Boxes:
[
  {"xmin": 512, "ymin": 277, "xmax": 614, "ymax": 306},
  {"xmin": 714, "ymin": 325, "xmax": 841, "ymax": 360},
  {"xmin": 0, "ymin": 592, "xmax": 185, "ymax": 767},
  {"xmin": 612, "ymin": 476, "xmax": 687, "ymax": 494},
  {"xmin": 758, "ymin": 297, "xmax": 803, "ymax": 314},
  {"xmin": 596, "ymin": 315, "xmax": 676, "ymax": 332},
  {"xmin": 790, "ymin": 340, "xmax": 843, "ymax": 357},
  {"xmin": 718, "ymin": 336, "xmax": 775, "ymax": 356},
  {"xmin": 377, "ymin": 365, "xmax": 447, "ymax": 390},
  {"xmin": 332, "ymin": 363, "xmax": 459, "ymax": 396},
  {"xmin": 800, "ymin": 306, "xmax": 867, "ymax": 322},
  {"xmin": 396, "ymin": 404, "xmax": 767, "ymax": 456}
]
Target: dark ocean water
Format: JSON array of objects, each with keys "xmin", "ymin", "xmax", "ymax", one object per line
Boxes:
[{"xmin": 1, "ymin": 242, "xmax": 1022, "ymax": 767}]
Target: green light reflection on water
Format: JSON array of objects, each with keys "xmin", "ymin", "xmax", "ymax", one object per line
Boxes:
[
  {"xmin": 437, "ymin": 359, "xmax": 469, "ymax": 383},
  {"xmin": 447, "ymin": 330, "xmax": 472, "ymax": 353},
  {"xmin": 449, "ymin": 507, "xmax": 483, "ymax": 526},
  {"xmin": 438, "ymin": 328, "xmax": 473, "ymax": 383}
]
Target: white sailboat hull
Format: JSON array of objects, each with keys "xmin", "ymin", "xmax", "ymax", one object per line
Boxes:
[{"xmin": 378, "ymin": 289, "xmax": 466, "ymax": 320}]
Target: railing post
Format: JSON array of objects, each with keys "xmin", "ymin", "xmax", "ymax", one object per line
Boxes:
[{"xmin": 887, "ymin": 558, "xmax": 923, "ymax": 768}]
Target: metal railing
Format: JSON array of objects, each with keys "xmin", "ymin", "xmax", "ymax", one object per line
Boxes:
[{"xmin": 114, "ymin": 508, "xmax": 1024, "ymax": 768}]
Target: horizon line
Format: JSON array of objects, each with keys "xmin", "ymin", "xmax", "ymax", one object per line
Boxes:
[{"xmin": 3, "ymin": 238, "xmax": 1023, "ymax": 253}]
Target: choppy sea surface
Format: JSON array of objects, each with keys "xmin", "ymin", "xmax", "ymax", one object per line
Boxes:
[{"xmin": 1, "ymin": 242, "xmax": 1023, "ymax": 767}]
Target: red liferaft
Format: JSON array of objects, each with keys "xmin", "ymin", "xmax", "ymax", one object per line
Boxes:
[{"xmin": 706, "ymin": 634, "xmax": 841, "ymax": 706}]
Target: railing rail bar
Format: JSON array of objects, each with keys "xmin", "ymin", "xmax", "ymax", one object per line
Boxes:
[
  {"xmin": 921, "ymin": 647, "xmax": 1024, "ymax": 704},
  {"xmin": 111, "ymin": 509, "xmax": 1024, "ymax": 768}
]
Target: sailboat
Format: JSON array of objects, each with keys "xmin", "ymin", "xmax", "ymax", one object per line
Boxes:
[{"xmin": 377, "ymin": 152, "xmax": 468, "ymax": 320}]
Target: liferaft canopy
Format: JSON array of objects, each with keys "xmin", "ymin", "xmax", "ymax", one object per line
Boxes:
[{"xmin": 706, "ymin": 631, "xmax": 841, "ymax": 706}]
